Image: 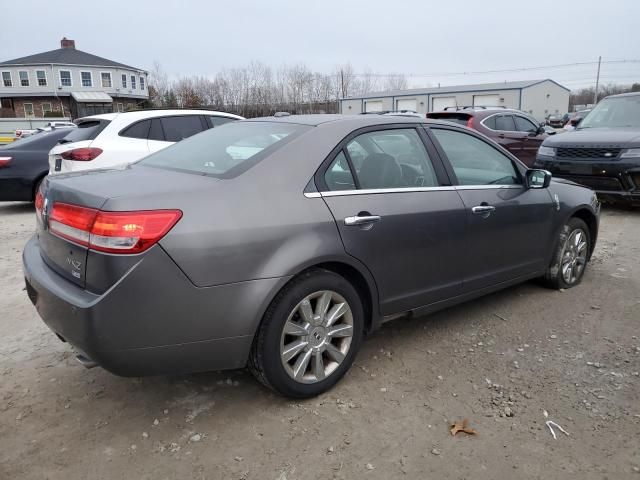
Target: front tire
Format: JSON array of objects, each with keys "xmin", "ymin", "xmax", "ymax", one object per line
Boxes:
[
  {"xmin": 249, "ymin": 269, "xmax": 364, "ymax": 398},
  {"xmin": 543, "ymin": 217, "xmax": 591, "ymax": 289}
]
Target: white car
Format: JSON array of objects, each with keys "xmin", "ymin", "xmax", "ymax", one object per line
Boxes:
[{"xmin": 49, "ymin": 109, "xmax": 243, "ymax": 175}]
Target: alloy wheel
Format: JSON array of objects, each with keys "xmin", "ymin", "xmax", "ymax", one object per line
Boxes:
[
  {"xmin": 561, "ymin": 228, "xmax": 588, "ymax": 285},
  {"xmin": 279, "ymin": 290, "xmax": 354, "ymax": 384}
]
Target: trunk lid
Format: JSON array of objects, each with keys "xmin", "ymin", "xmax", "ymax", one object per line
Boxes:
[{"xmin": 37, "ymin": 165, "xmax": 218, "ymax": 290}]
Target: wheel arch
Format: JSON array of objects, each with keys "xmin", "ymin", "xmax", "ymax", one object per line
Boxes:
[{"xmin": 569, "ymin": 207, "xmax": 598, "ymax": 259}]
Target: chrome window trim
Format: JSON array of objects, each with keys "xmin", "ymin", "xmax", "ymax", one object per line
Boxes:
[
  {"xmin": 481, "ymin": 112, "xmax": 538, "ymax": 134},
  {"xmin": 305, "ymin": 184, "xmax": 522, "ymax": 198}
]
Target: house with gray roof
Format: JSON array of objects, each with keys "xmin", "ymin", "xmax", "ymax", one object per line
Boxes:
[
  {"xmin": 339, "ymin": 79, "xmax": 570, "ymax": 121},
  {"xmin": 0, "ymin": 38, "xmax": 148, "ymax": 119}
]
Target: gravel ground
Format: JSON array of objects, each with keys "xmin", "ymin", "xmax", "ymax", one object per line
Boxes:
[{"xmin": 1, "ymin": 202, "xmax": 639, "ymax": 479}]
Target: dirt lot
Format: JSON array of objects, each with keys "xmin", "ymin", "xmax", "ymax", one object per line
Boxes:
[{"xmin": 1, "ymin": 202, "xmax": 639, "ymax": 479}]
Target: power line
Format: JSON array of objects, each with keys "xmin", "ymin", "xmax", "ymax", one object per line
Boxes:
[{"xmin": 349, "ymin": 59, "xmax": 640, "ymax": 78}]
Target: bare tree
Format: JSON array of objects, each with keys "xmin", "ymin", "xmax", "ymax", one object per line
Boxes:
[{"xmin": 384, "ymin": 73, "xmax": 409, "ymax": 91}]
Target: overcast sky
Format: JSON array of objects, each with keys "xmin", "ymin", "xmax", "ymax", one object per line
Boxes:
[{"xmin": 1, "ymin": 0, "xmax": 639, "ymax": 90}]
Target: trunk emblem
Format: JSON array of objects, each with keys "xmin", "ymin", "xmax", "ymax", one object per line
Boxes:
[
  {"xmin": 67, "ymin": 258, "xmax": 82, "ymax": 271},
  {"xmin": 604, "ymin": 152, "xmax": 613, "ymax": 157}
]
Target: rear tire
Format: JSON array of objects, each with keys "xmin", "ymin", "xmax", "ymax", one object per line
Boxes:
[
  {"xmin": 248, "ymin": 269, "xmax": 364, "ymax": 398},
  {"xmin": 542, "ymin": 217, "xmax": 591, "ymax": 289}
]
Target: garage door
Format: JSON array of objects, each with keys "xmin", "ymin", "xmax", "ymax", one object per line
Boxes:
[
  {"xmin": 432, "ymin": 97, "xmax": 457, "ymax": 111},
  {"xmin": 365, "ymin": 100, "xmax": 383, "ymax": 112},
  {"xmin": 396, "ymin": 98, "xmax": 417, "ymax": 111},
  {"xmin": 473, "ymin": 94, "xmax": 500, "ymax": 107}
]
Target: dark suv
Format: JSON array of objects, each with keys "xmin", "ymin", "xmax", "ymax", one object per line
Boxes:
[
  {"xmin": 427, "ymin": 107, "xmax": 547, "ymax": 166},
  {"xmin": 534, "ymin": 92, "xmax": 640, "ymax": 206}
]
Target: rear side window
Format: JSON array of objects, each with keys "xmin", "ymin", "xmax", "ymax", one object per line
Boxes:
[
  {"xmin": 140, "ymin": 122, "xmax": 309, "ymax": 178},
  {"xmin": 206, "ymin": 116, "xmax": 236, "ymax": 128},
  {"xmin": 483, "ymin": 115, "xmax": 497, "ymax": 130},
  {"xmin": 324, "ymin": 151, "xmax": 356, "ymax": 191},
  {"xmin": 343, "ymin": 129, "xmax": 438, "ymax": 190},
  {"xmin": 495, "ymin": 115, "xmax": 516, "ymax": 131},
  {"xmin": 61, "ymin": 120, "xmax": 109, "ymax": 143},
  {"xmin": 120, "ymin": 119, "xmax": 151, "ymax": 139},
  {"xmin": 432, "ymin": 129, "xmax": 521, "ymax": 186},
  {"xmin": 161, "ymin": 116, "xmax": 205, "ymax": 142}
]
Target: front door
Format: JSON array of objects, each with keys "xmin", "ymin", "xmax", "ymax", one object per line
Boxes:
[
  {"xmin": 514, "ymin": 115, "xmax": 546, "ymax": 167},
  {"xmin": 430, "ymin": 127, "xmax": 555, "ymax": 292},
  {"xmin": 492, "ymin": 114, "xmax": 527, "ymax": 158},
  {"xmin": 318, "ymin": 127, "xmax": 467, "ymax": 315}
]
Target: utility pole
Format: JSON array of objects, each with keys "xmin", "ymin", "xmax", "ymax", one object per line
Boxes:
[{"xmin": 593, "ymin": 56, "xmax": 602, "ymax": 105}]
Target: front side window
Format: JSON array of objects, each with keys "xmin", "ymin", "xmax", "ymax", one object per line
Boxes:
[
  {"xmin": 59, "ymin": 70, "xmax": 72, "ymax": 87},
  {"xmin": 131, "ymin": 75, "xmax": 136, "ymax": 89},
  {"xmin": 325, "ymin": 151, "xmax": 356, "ymax": 191},
  {"xmin": 1, "ymin": 71, "xmax": 11, "ymax": 87},
  {"xmin": 139, "ymin": 76, "xmax": 145, "ymax": 90},
  {"xmin": 121, "ymin": 74, "xmax": 127, "ymax": 88},
  {"xmin": 206, "ymin": 116, "xmax": 236, "ymax": 128},
  {"xmin": 494, "ymin": 115, "xmax": 516, "ymax": 131},
  {"xmin": 514, "ymin": 116, "xmax": 538, "ymax": 133},
  {"xmin": 101, "ymin": 72, "xmax": 112, "ymax": 88},
  {"xmin": 36, "ymin": 70, "xmax": 47, "ymax": 86},
  {"xmin": 24, "ymin": 103, "xmax": 34, "ymax": 117},
  {"xmin": 141, "ymin": 122, "xmax": 309, "ymax": 177},
  {"xmin": 81, "ymin": 71, "xmax": 92, "ymax": 87},
  {"xmin": 19, "ymin": 71, "xmax": 29, "ymax": 87},
  {"xmin": 344, "ymin": 129, "xmax": 438, "ymax": 190},
  {"xmin": 432, "ymin": 129, "xmax": 521, "ymax": 186}
]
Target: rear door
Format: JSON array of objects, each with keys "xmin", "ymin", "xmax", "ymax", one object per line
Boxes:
[
  {"xmin": 513, "ymin": 115, "xmax": 545, "ymax": 167},
  {"xmin": 318, "ymin": 126, "xmax": 467, "ymax": 315},
  {"xmin": 487, "ymin": 114, "xmax": 527, "ymax": 158},
  {"xmin": 429, "ymin": 127, "xmax": 555, "ymax": 291}
]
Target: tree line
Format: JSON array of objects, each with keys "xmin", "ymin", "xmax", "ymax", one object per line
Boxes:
[
  {"xmin": 146, "ymin": 61, "xmax": 408, "ymax": 117},
  {"xmin": 569, "ymin": 82, "xmax": 640, "ymax": 110}
]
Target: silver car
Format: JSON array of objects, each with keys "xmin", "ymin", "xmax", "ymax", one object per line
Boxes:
[{"xmin": 23, "ymin": 114, "xmax": 600, "ymax": 398}]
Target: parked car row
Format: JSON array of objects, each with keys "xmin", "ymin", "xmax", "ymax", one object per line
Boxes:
[{"xmin": 0, "ymin": 109, "xmax": 243, "ymax": 202}]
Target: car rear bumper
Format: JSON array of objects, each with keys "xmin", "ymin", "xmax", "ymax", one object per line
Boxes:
[{"xmin": 23, "ymin": 235, "xmax": 290, "ymax": 376}]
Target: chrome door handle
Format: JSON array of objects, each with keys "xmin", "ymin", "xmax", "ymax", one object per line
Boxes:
[
  {"xmin": 344, "ymin": 215, "xmax": 381, "ymax": 226},
  {"xmin": 471, "ymin": 205, "xmax": 496, "ymax": 215}
]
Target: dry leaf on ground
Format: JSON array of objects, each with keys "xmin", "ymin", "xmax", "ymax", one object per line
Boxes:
[{"xmin": 450, "ymin": 418, "xmax": 477, "ymax": 436}]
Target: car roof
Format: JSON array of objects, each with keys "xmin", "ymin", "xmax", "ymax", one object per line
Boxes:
[
  {"xmin": 76, "ymin": 109, "xmax": 243, "ymax": 124},
  {"xmin": 428, "ymin": 107, "xmax": 523, "ymax": 116},
  {"xmin": 244, "ymin": 114, "xmax": 428, "ymax": 127},
  {"xmin": 605, "ymin": 91, "xmax": 640, "ymax": 99}
]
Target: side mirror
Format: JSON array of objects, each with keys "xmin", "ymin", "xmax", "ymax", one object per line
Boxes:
[
  {"xmin": 536, "ymin": 125, "xmax": 546, "ymax": 135},
  {"xmin": 570, "ymin": 117, "xmax": 582, "ymax": 127},
  {"xmin": 526, "ymin": 169, "xmax": 551, "ymax": 189}
]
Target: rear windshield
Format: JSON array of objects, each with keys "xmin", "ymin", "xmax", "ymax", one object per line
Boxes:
[
  {"xmin": 140, "ymin": 121, "xmax": 310, "ymax": 178},
  {"xmin": 60, "ymin": 119, "xmax": 110, "ymax": 143},
  {"xmin": 426, "ymin": 113, "xmax": 471, "ymax": 126}
]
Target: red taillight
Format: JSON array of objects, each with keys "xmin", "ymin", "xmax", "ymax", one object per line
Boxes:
[
  {"xmin": 0, "ymin": 156, "xmax": 11, "ymax": 168},
  {"xmin": 466, "ymin": 117, "xmax": 474, "ymax": 128},
  {"xmin": 61, "ymin": 148, "xmax": 103, "ymax": 161},
  {"xmin": 15, "ymin": 130, "xmax": 22, "ymax": 137},
  {"xmin": 48, "ymin": 202, "xmax": 182, "ymax": 254}
]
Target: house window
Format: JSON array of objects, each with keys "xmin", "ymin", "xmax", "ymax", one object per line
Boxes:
[
  {"xmin": 117, "ymin": 103, "xmax": 124, "ymax": 112},
  {"xmin": 24, "ymin": 103, "xmax": 34, "ymax": 117},
  {"xmin": 1, "ymin": 72, "xmax": 11, "ymax": 87},
  {"xmin": 81, "ymin": 71, "xmax": 92, "ymax": 87},
  {"xmin": 131, "ymin": 75, "xmax": 136, "ymax": 90},
  {"xmin": 19, "ymin": 71, "xmax": 29, "ymax": 87},
  {"xmin": 101, "ymin": 72, "xmax": 112, "ymax": 88},
  {"xmin": 42, "ymin": 103, "xmax": 52, "ymax": 115},
  {"xmin": 121, "ymin": 74, "xmax": 127, "ymax": 88},
  {"xmin": 139, "ymin": 76, "xmax": 145, "ymax": 90},
  {"xmin": 36, "ymin": 70, "xmax": 47, "ymax": 86},
  {"xmin": 59, "ymin": 70, "xmax": 72, "ymax": 87}
]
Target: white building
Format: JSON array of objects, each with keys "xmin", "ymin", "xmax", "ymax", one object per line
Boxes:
[
  {"xmin": 340, "ymin": 79, "xmax": 570, "ymax": 121},
  {"xmin": 0, "ymin": 38, "xmax": 148, "ymax": 119}
]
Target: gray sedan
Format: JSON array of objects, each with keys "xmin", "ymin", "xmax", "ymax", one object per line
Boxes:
[{"xmin": 23, "ymin": 114, "xmax": 600, "ymax": 398}]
